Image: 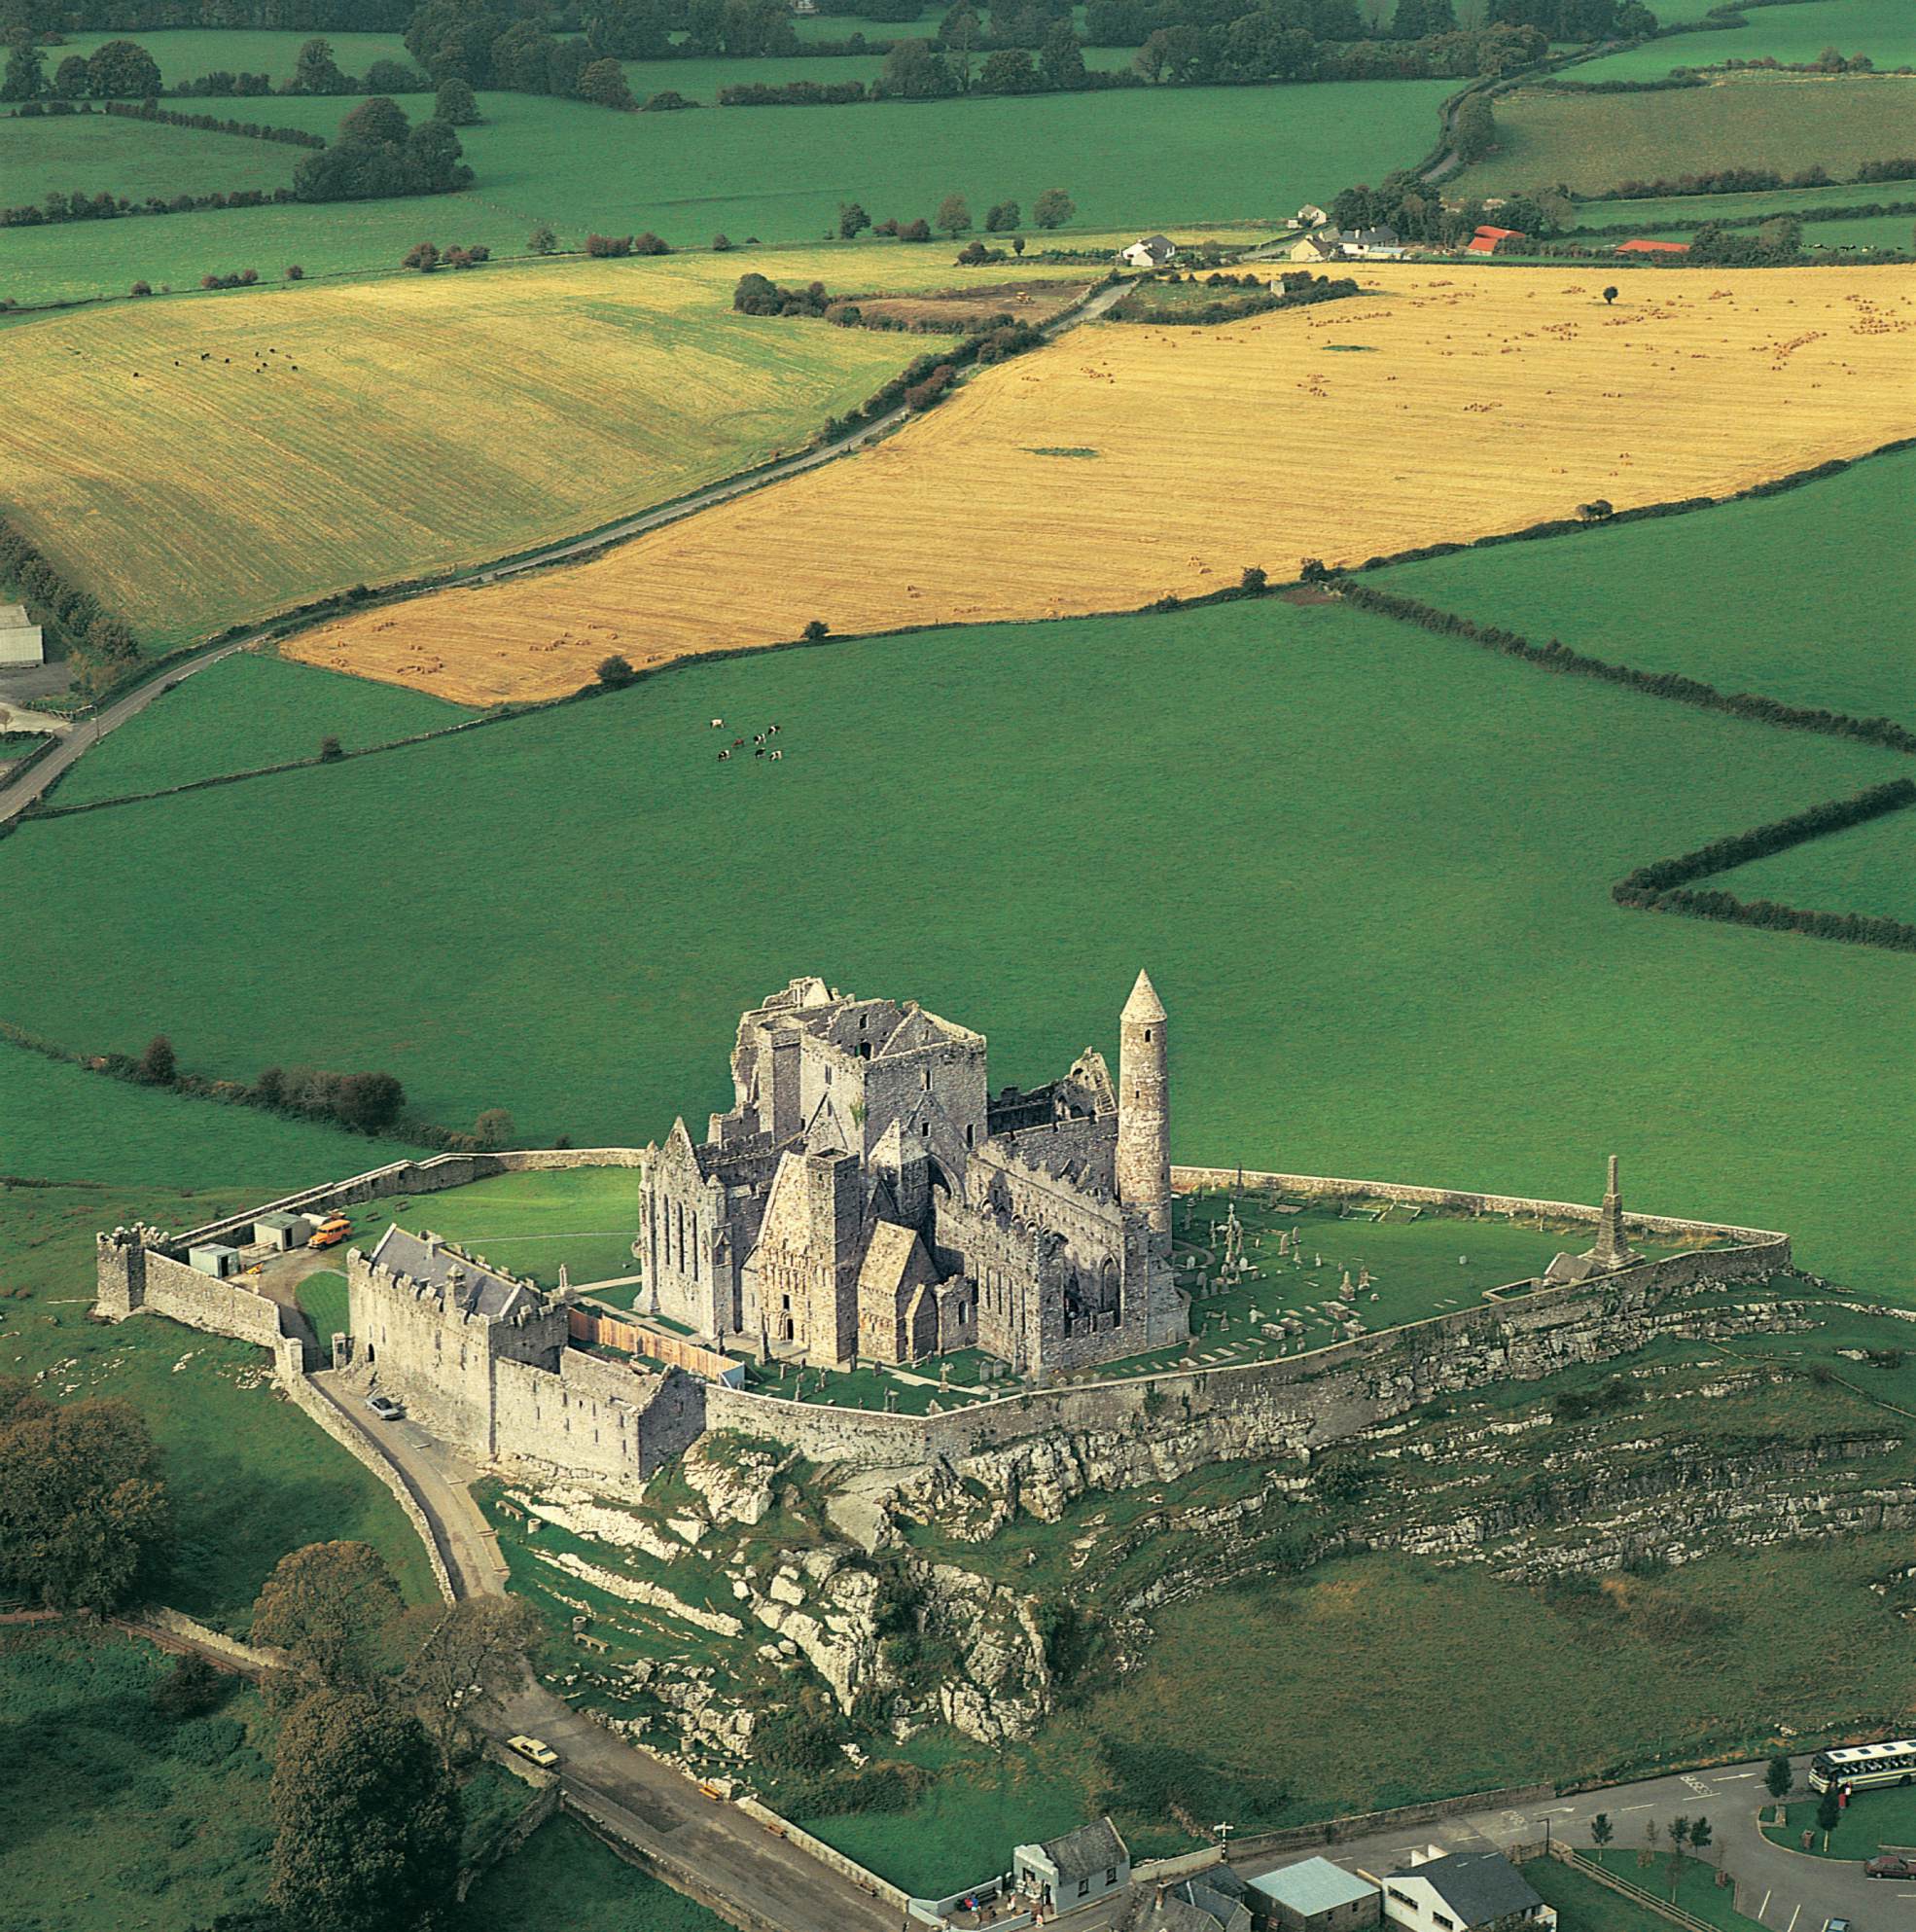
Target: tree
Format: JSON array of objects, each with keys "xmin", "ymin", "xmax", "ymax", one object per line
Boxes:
[
  {"xmin": 1669, "ymin": 1815, "xmax": 1689, "ymax": 1848},
  {"xmin": 286, "ymin": 264, "xmax": 306, "ymax": 280},
  {"xmin": 1664, "ymin": 1846, "xmax": 1685, "ymax": 1900},
  {"xmin": 1011, "ymin": 234, "xmax": 1025, "ymax": 256},
  {"xmin": 335, "ymin": 1071, "xmax": 405, "ymax": 1132},
  {"xmin": 576, "ymin": 57, "xmax": 636, "ymax": 109},
  {"xmin": 1638, "ymin": 1816, "xmax": 1659, "ymax": 1870},
  {"xmin": 838, "ymin": 200, "xmax": 871, "ymax": 240},
  {"xmin": 899, "ymin": 217, "xmax": 932, "ymax": 242},
  {"xmin": 1602, "ymin": 284, "xmax": 1618, "ymax": 304},
  {"xmin": 269, "ymin": 1690, "xmax": 461, "ymax": 1932},
  {"xmin": 400, "ymin": 1595, "xmax": 542, "ymax": 1765},
  {"xmin": 53, "ymin": 54, "xmax": 89, "ymax": 98},
  {"xmin": 1765, "ymin": 1753, "xmax": 1793, "ymax": 1801},
  {"xmin": 1240, "ymin": 565, "xmax": 1266, "ymax": 591},
  {"xmin": 340, "ymin": 94, "xmax": 411, "ymax": 147},
  {"xmin": 1756, "ymin": 214, "xmax": 1802, "ymax": 260},
  {"xmin": 936, "ymin": 194, "xmax": 973, "ymax": 238},
  {"xmin": 139, "ymin": 1034, "xmax": 178, "ymax": 1085},
  {"xmin": 597, "ymin": 653, "xmax": 636, "ymax": 688},
  {"xmin": 2, "ymin": 40, "xmax": 46, "ymax": 102},
  {"xmin": 0, "ymin": 1377, "xmax": 171, "ymax": 1612},
  {"xmin": 403, "ymin": 239, "xmax": 442, "ymax": 272},
  {"xmin": 252, "ymin": 1542, "xmax": 405, "ymax": 1690},
  {"xmin": 87, "ymin": 40, "xmax": 161, "ymax": 98},
  {"xmin": 1032, "ymin": 186, "xmax": 1075, "ymax": 230},
  {"xmin": 1453, "ymin": 92, "xmax": 1495, "ymax": 163},
  {"xmin": 434, "ymin": 76, "xmax": 479, "ymax": 124},
  {"xmin": 977, "ymin": 47, "xmax": 1041, "ymax": 91},
  {"xmin": 1590, "ymin": 1812, "xmax": 1613, "ymax": 1848},
  {"xmin": 1689, "ymin": 1816, "xmax": 1713, "ymax": 1861},
  {"xmin": 366, "ymin": 58, "xmax": 426, "ymax": 92},
  {"xmin": 290, "ymin": 37, "xmax": 350, "ymax": 94},
  {"xmin": 877, "ymin": 37, "xmax": 955, "ymax": 98},
  {"xmin": 1039, "ymin": 19, "xmax": 1086, "ymax": 89},
  {"xmin": 528, "ymin": 221, "xmax": 557, "ymax": 254},
  {"xmin": 474, "ymin": 1106, "xmax": 514, "ymax": 1149},
  {"xmin": 985, "ymin": 199, "xmax": 1020, "ymax": 232},
  {"xmin": 801, "ymin": 619, "xmax": 831, "ymax": 643},
  {"xmin": 152, "ymin": 1652, "xmax": 227, "ymax": 1720},
  {"xmin": 1816, "ymin": 1789, "xmax": 1841, "ymax": 1837},
  {"xmin": 318, "ymin": 733, "xmax": 345, "ymax": 761}
]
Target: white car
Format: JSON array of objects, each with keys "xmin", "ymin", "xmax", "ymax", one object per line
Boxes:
[{"xmin": 508, "ymin": 1735, "xmax": 559, "ymax": 1769}]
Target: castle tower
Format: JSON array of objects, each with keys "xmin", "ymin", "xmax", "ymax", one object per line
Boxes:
[
  {"xmin": 1580, "ymin": 1154, "xmax": 1641, "ymax": 1271},
  {"xmin": 1117, "ymin": 969, "xmax": 1171, "ymax": 1240}
]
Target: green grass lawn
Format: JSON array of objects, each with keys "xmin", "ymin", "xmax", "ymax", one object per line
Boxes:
[
  {"xmin": 297, "ymin": 1265, "xmax": 350, "ymax": 1342},
  {"xmin": 1574, "ymin": 0, "xmax": 1916, "ymax": 81},
  {"xmin": 48, "ymin": 27, "xmax": 420, "ymax": 89},
  {"xmin": 460, "ymin": 1815, "xmax": 728, "ymax": 1930},
  {"xmin": 0, "ymin": 107, "xmax": 300, "ymax": 209},
  {"xmin": 1715, "ymin": 802, "xmax": 1915, "ymax": 922},
  {"xmin": 0, "ymin": 77, "xmax": 1448, "ymax": 305},
  {"xmin": 0, "ymin": 1181, "xmax": 439, "ymax": 1625},
  {"xmin": 1584, "ymin": 1850, "xmax": 1761, "ymax": 1925},
  {"xmin": 1457, "ymin": 74, "xmax": 1916, "ymax": 197},
  {"xmin": 0, "ymin": 1035, "xmax": 415, "ymax": 1191},
  {"xmin": 1373, "ymin": 447, "xmax": 1916, "ymax": 730},
  {"xmin": 1768, "ymin": 1781, "xmax": 1916, "ymax": 1857},
  {"xmin": 49, "ymin": 652, "xmax": 475, "ymax": 807},
  {"xmin": 344, "ymin": 1167, "xmax": 640, "ymax": 1289},
  {"xmin": 1529, "ymin": 1852, "xmax": 1760, "ymax": 1930},
  {"xmin": 1566, "ymin": 178, "xmax": 1916, "ymax": 233},
  {"xmin": 3, "ymin": 593, "xmax": 1909, "ymax": 1298}
]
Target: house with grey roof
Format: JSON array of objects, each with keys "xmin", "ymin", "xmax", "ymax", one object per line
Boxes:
[
  {"xmin": 1379, "ymin": 1847, "xmax": 1554, "ymax": 1932},
  {"xmin": 1014, "ymin": 1816, "xmax": 1130, "ymax": 1914},
  {"xmin": 1146, "ymin": 1863, "xmax": 1254, "ymax": 1931},
  {"xmin": 1248, "ymin": 1855, "xmax": 1379, "ymax": 1932},
  {"xmin": 1121, "ymin": 233, "xmax": 1178, "ymax": 268}
]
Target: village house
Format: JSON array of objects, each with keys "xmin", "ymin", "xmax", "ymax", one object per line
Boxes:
[
  {"xmin": 1121, "ymin": 233, "xmax": 1178, "ymax": 268},
  {"xmin": 0, "ymin": 603, "xmax": 45, "ymax": 668},
  {"xmin": 1465, "ymin": 225, "xmax": 1526, "ymax": 256},
  {"xmin": 1014, "ymin": 1817, "xmax": 1131, "ymax": 1915},
  {"xmin": 1289, "ymin": 231, "xmax": 1345, "ymax": 264},
  {"xmin": 1145, "ymin": 1864, "xmax": 1256, "ymax": 1930},
  {"xmin": 1340, "ymin": 226, "xmax": 1404, "ymax": 260},
  {"xmin": 1379, "ymin": 1848, "xmax": 1554, "ymax": 1932}
]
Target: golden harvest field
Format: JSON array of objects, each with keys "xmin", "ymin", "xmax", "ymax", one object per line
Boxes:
[
  {"xmin": 0, "ymin": 248, "xmax": 1089, "ymax": 652},
  {"xmin": 287, "ymin": 265, "xmax": 1916, "ymax": 706}
]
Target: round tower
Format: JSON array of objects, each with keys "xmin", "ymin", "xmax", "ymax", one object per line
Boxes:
[{"xmin": 1117, "ymin": 969, "xmax": 1170, "ymax": 1239}]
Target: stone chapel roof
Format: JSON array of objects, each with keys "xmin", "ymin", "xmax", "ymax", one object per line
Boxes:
[{"xmin": 371, "ymin": 1225, "xmax": 540, "ymax": 1320}]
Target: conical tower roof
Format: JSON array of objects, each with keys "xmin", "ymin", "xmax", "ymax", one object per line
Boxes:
[{"xmin": 1122, "ymin": 969, "xmax": 1166, "ymax": 1023}]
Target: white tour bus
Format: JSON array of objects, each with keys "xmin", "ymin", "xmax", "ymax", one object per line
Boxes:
[{"xmin": 1808, "ymin": 1739, "xmax": 1916, "ymax": 1794}]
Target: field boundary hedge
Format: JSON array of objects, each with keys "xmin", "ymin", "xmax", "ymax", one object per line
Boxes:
[{"xmin": 1612, "ymin": 781, "xmax": 1916, "ymax": 953}]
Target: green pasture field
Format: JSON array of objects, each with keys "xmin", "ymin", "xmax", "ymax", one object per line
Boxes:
[
  {"xmin": 808, "ymin": 1531, "xmax": 1916, "ymax": 1878},
  {"xmin": 50, "ymin": 652, "xmax": 474, "ymax": 805},
  {"xmin": 46, "ymin": 27, "xmax": 418, "ymax": 88},
  {"xmin": 3, "ymin": 595, "xmax": 1911, "ymax": 1304},
  {"xmin": 460, "ymin": 1816, "xmax": 727, "ymax": 1930},
  {"xmin": 616, "ymin": 50, "xmax": 885, "ymax": 98},
  {"xmin": 0, "ymin": 1179, "xmax": 438, "ymax": 1624},
  {"xmin": 1456, "ymin": 75, "xmax": 1916, "ymax": 197},
  {"xmin": 0, "ymin": 77, "xmax": 1446, "ymax": 304},
  {"xmin": 0, "ymin": 107, "xmax": 300, "ymax": 207},
  {"xmin": 1528, "ymin": 1854, "xmax": 1761, "ymax": 1930},
  {"xmin": 1373, "ymin": 447, "xmax": 1916, "ymax": 728},
  {"xmin": 1768, "ymin": 1781, "xmax": 1916, "ymax": 1856},
  {"xmin": 1716, "ymin": 803, "xmax": 1916, "ymax": 921},
  {"xmin": 342, "ymin": 1167, "xmax": 641, "ymax": 1289},
  {"xmin": 296, "ymin": 1265, "xmax": 351, "ymax": 1342},
  {"xmin": 1612, "ymin": 210, "xmax": 1916, "ymax": 250},
  {"xmin": 1567, "ymin": 177, "xmax": 1916, "ymax": 232},
  {"xmin": 1574, "ymin": 0, "xmax": 1916, "ymax": 82},
  {"xmin": 0, "ymin": 1035, "xmax": 414, "ymax": 1191}
]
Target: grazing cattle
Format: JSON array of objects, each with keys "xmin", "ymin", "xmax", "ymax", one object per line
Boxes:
[
  {"xmin": 719, "ymin": 750, "xmax": 730, "ymax": 761},
  {"xmin": 710, "ymin": 717, "xmax": 724, "ymax": 728}
]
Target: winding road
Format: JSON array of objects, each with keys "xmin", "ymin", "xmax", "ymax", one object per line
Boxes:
[{"xmin": 0, "ymin": 277, "xmax": 1129, "ymax": 831}]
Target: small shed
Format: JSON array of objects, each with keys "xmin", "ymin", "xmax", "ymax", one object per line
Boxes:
[
  {"xmin": 1465, "ymin": 224, "xmax": 1525, "ymax": 256},
  {"xmin": 188, "ymin": 1243, "xmax": 242, "ymax": 1279},
  {"xmin": 253, "ymin": 1211, "xmax": 313, "ymax": 1252},
  {"xmin": 1014, "ymin": 1816, "xmax": 1129, "ymax": 1914},
  {"xmin": 0, "ymin": 604, "xmax": 45, "ymax": 668},
  {"xmin": 1249, "ymin": 1856, "xmax": 1380, "ymax": 1932}
]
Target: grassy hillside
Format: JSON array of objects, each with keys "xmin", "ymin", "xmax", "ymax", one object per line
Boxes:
[
  {"xmin": 0, "ymin": 78, "xmax": 1447, "ymax": 305},
  {"xmin": 3, "ymin": 596, "xmax": 1909, "ymax": 1297},
  {"xmin": 1717, "ymin": 804, "xmax": 1916, "ymax": 922},
  {"xmin": 1371, "ymin": 447, "xmax": 1916, "ymax": 726},
  {"xmin": 1574, "ymin": 0, "xmax": 1916, "ymax": 81},
  {"xmin": 0, "ymin": 254, "xmax": 917, "ymax": 650},
  {"xmin": 50, "ymin": 653, "xmax": 474, "ymax": 805},
  {"xmin": 1458, "ymin": 75, "xmax": 1916, "ymax": 196},
  {"xmin": 0, "ymin": 109, "xmax": 301, "ymax": 208},
  {"xmin": 47, "ymin": 27, "xmax": 418, "ymax": 88}
]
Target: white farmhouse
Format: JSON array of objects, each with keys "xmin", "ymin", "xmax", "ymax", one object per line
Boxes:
[
  {"xmin": 0, "ymin": 604, "xmax": 44, "ymax": 667},
  {"xmin": 1380, "ymin": 1847, "xmax": 1556, "ymax": 1932}
]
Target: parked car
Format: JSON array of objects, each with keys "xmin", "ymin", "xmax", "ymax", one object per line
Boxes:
[
  {"xmin": 1825, "ymin": 1916, "xmax": 1854, "ymax": 1932},
  {"xmin": 508, "ymin": 1735, "xmax": 559, "ymax": 1769},
  {"xmin": 366, "ymin": 1394, "xmax": 404, "ymax": 1421},
  {"xmin": 308, "ymin": 1215, "xmax": 352, "ymax": 1249},
  {"xmin": 1867, "ymin": 1853, "xmax": 1916, "ymax": 1878}
]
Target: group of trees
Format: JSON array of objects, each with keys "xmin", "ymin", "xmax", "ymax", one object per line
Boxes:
[
  {"xmin": 249, "ymin": 1541, "xmax": 543, "ymax": 1932},
  {"xmin": 101, "ymin": 1036, "xmax": 412, "ymax": 1132},
  {"xmin": 1331, "ymin": 169, "xmax": 1572, "ymax": 246},
  {"xmin": 291, "ymin": 96, "xmax": 470, "ymax": 201},
  {"xmin": 0, "ymin": 1376, "xmax": 171, "ymax": 1613},
  {"xmin": 1686, "ymin": 212, "xmax": 1802, "ymax": 264},
  {"xmin": 0, "ymin": 30, "xmax": 433, "ymax": 101},
  {"xmin": 837, "ymin": 186, "xmax": 1069, "ymax": 239},
  {"xmin": 0, "ymin": 512, "xmax": 137, "ymax": 693}
]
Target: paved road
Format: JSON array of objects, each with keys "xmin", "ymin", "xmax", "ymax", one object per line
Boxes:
[
  {"xmin": 307, "ymin": 1371, "xmax": 899, "ymax": 1932},
  {"xmin": 0, "ymin": 277, "xmax": 1129, "ymax": 832},
  {"xmin": 1243, "ymin": 1759, "xmax": 1912, "ymax": 1928}
]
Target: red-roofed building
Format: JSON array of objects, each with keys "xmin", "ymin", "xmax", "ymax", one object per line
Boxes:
[
  {"xmin": 1616, "ymin": 237, "xmax": 1689, "ymax": 254},
  {"xmin": 1465, "ymin": 224, "xmax": 1525, "ymax": 255}
]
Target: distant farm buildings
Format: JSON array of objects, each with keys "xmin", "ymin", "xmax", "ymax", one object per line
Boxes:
[
  {"xmin": 1616, "ymin": 237, "xmax": 1689, "ymax": 255},
  {"xmin": 1465, "ymin": 224, "xmax": 1527, "ymax": 255},
  {"xmin": 0, "ymin": 604, "xmax": 44, "ymax": 667},
  {"xmin": 1121, "ymin": 233, "xmax": 1178, "ymax": 268}
]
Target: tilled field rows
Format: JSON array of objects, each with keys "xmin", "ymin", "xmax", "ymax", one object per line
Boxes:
[{"xmin": 289, "ymin": 265, "xmax": 1916, "ymax": 706}]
